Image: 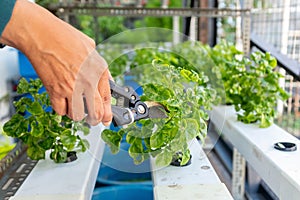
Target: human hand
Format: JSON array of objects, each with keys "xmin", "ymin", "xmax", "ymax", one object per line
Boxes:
[{"xmin": 0, "ymin": 0, "xmax": 112, "ymax": 125}]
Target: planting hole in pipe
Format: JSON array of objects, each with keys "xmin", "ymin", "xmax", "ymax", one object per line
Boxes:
[{"xmin": 274, "ymin": 142, "xmax": 297, "ymax": 152}]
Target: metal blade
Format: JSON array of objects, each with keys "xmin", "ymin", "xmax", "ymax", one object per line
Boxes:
[{"xmin": 145, "ymin": 101, "xmax": 168, "ymax": 119}]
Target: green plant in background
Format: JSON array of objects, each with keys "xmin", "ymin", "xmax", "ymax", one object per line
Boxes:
[
  {"xmin": 0, "ymin": 94, "xmax": 16, "ymax": 160},
  {"xmin": 3, "ymin": 78, "xmax": 90, "ymax": 163},
  {"xmin": 77, "ymin": 15, "xmax": 96, "ymax": 39},
  {"xmin": 101, "ymin": 40, "xmax": 289, "ymax": 130},
  {"xmin": 0, "ymin": 132, "xmax": 15, "ymax": 160},
  {"xmin": 232, "ymin": 51, "xmax": 289, "ymax": 127},
  {"xmin": 275, "ymin": 114, "xmax": 300, "ymax": 135},
  {"xmin": 101, "ymin": 39, "xmax": 289, "ymax": 129},
  {"xmin": 171, "ymin": 41, "xmax": 225, "ymax": 104},
  {"xmin": 134, "ymin": 0, "xmax": 182, "ymax": 30},
  {"xmin": 98, "ymin": 44, "xmax": 129, "ymax": 78},
  {"xmin": 97, "ymin": 16, "xmax": 127, "ymax": 41},
  {"xmin": 102, "ymin": 54, "xmax": 217, "ymax": 167},
  {"xmin": 36, "ymin": 0, "xmax": 181, "ymax": 43},
  {"xmin": 35, "ymin": 0, "xmax": 58, "ymax": 7},
  {"xmin": 209, "ymin": 41, "xmax": 290, "ymax": 127},
  {"xmin": 77, "ymin": 15, "xmax": 127, "ymax": 43}
]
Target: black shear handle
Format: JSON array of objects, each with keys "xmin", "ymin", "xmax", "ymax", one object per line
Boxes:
[
  {"xmin": 109, "ymin": 80, "xmax": 140, "ymax": 105},
  {"xmin": 109, "ymin": 80, "xmax": 149, "ymax": 127},
  {"xmin": 111, "ymin": 105, "xmax": 134, "ymax": 127}
]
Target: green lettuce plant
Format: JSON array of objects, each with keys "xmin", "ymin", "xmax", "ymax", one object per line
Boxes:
[
  {"xmin": 102, "ymin": 55, "xmax": 217, "ymax": 167},
  {"xmin": 209, "ymin": 41, "xmax": 290, "ymax": 127},
  {"xmin": 3, "ymin": 78, "xmax": 90, "ymax": 163}
]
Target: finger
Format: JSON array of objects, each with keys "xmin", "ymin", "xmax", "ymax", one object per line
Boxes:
[
  {"xmin": 98, "ymin": 70, "xmax": 113, "ymax": 126},
  {"xmin": 50, "ymin": 96, "xmax": 67, "ymax": 116},
  {"xmin": 67, "ymin": 90, "xmax": 85, "ymax": 121},
  {"xmin": 107, "ymin": 70, "xmax": 114, "ymax": 81},
  {"xmin": 85, "ymin": 89, "xmax": 104, "ymax": 126}
]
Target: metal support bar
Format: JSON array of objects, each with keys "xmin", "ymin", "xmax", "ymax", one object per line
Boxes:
[
  {"xmin": 49, "ymin": 5, "xmax": 250, "ymax": 18},
  {"xmin": 232, "ymin": 148, "xmax": 246, "ymax": 200},
  {"xmin": 246, "ymin": 163, "xmax": 262, "ymax": 198},
  {"xmin": 230, "ymin": 1, "xmax": 252, "ymax": 199},
  {"xmin": 0, "ymin": 142, "xmax": 37, "ymax": 200},
  {"xmin": 241, "ymin": 0, "xmax": 253, "ymax": 55},
  {"xmin": 172, "ymin": 16, "xmax": 180, "ymax": 44}
]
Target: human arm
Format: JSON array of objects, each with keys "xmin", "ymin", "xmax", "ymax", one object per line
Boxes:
[{"xmin": 0, "ymin": 0, "xmax": 112, "ymax": 126}]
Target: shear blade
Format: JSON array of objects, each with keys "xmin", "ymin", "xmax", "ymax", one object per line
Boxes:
[{"xmin": 145, "ymin": 101, "xmax": 168, "ymax": 119}]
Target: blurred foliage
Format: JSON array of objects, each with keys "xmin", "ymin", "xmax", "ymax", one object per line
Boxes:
[
  {"xmin": 0, "ymin": 134, "xmax": 15, "ymax": 160},
  {"xmin": 77, "ymin": 15, "xmax": 127, "ymax": 42},
  {"xmin": 35, "ymin": 0, "xmax": 58, "ymax": 7},
  {"xmin": 134, "ymin": 0, "xmax": 182, "ymax": 30},
  {"xmin": 101, "ymin": 40, "xmax": 290, "ymax": 128},
  {"xmin": 35, "ymin": 0, "xmax": 184, "ymax": 42}
]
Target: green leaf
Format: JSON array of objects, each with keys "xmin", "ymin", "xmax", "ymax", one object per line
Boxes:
[
  {"xmin": 30, "ymin": 121, "xmax": 44, "ymax": 137},
  {"xmin": 17, "ymin": 78, "xmax": 30, "ymax": 94},
  {"xmin": 128, "ymin": 139, "xmax": 145, "ymax": 164},
  {"xmin": 27, "ymin": 101, "xmax": 44, "ymax": 115},
  {"xmin": 180, "ymin": 69, "xmax": 193, "ymax": 81},
  {"xmin": 3, "ymin": 114, "xmax": 25, "ymax": 137},
  {"xmin": 150, "ymin": 132, "xmax": 164, "ymax": 149},
  {"xmin": 259, "ymin": 114, "xmax": 273, "ymax": 128},
  {"xmin": 101, "ymin": 129, "xmax": 122, "ymax": 154},
  {"xmin": 27, "ymin": 146, "xmax": 45, "ymax": 160},
  {"xmin": 38, "ymin": 137, "xmax": 54, "ymax": 150},
  {"xmin": 180, "ymin": 149, "xmax": 191, "ymax": 166},
  {"xmin": 155, "ymin": 149, "xmax": 173, "ymax": 167},
  {"xmin": 50, "ymin": 145, "xmax": 68, "ymax": 163},
  {"xmin": 78, "ymin": 138, "xmax": 90, "ymax": 152},
  {"xmin": 81, "ymin": 126, "xmax": 90, "ymax": 135},
  {"xmin": 45, "ymin": 127, "xmax": 59, "ymax": 137},
  {"xmin": 60, "ymin": 130, "xmax": 76, "ymax": 151},
  {"xmin": 182, "ymin": 118, "xmax": 199, "ymax": 141}
]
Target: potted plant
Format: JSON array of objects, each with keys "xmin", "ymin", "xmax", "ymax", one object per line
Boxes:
[{"xmin": 3, "ymin": 78, "xmax": 90, "ymax": 163}]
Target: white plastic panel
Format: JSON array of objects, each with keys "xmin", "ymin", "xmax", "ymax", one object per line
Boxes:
[
  {"xmin": 151, "ymin": 139, "xmax": 233, "ymax": 200},
  {"xmin": 211, "ymin": 105, "xmax": 300, "ymax": 200}
]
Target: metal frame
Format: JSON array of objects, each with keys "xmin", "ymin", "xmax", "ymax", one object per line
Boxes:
[
  {"xmin": 48, "ymin": 3, "xmax": 252, "ymax": 50},
  {"xmin": 49, "ymin": 5, "xmax": 250, "ymax": 18},
  {"xmin": 0, "ymin": 142, "xmax": 37, "ymax": 200}
]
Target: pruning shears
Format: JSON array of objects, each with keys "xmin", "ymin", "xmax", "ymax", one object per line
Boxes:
[{"xmin": 109, "ymin": 80, "xmax": 168, "ymax": 127}]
